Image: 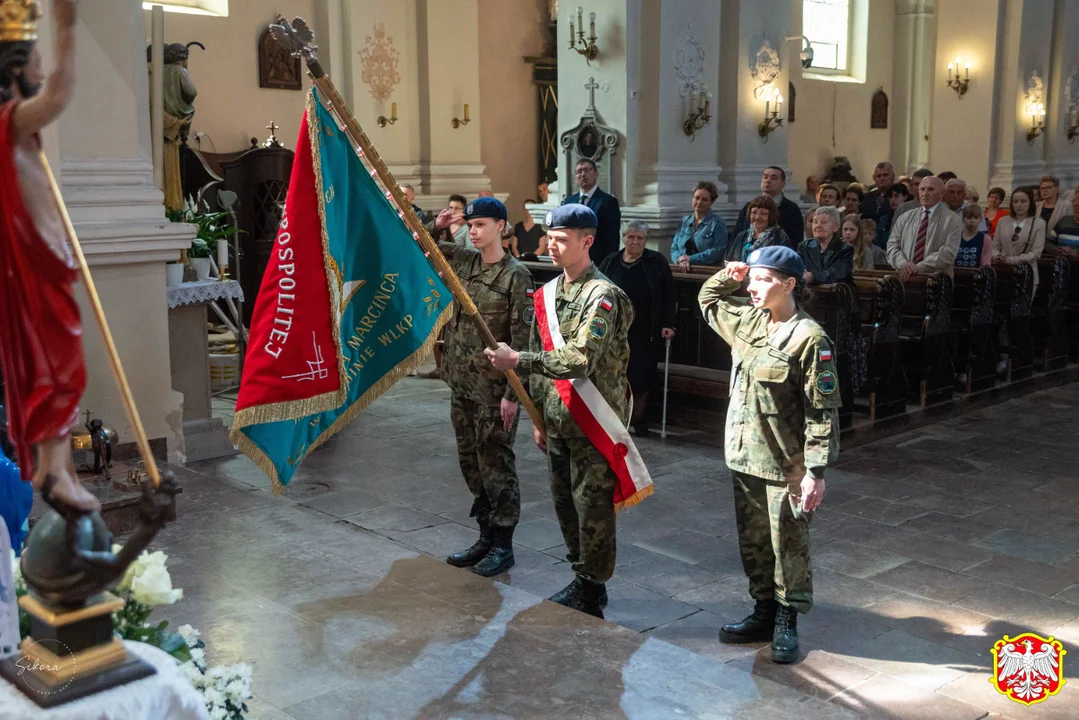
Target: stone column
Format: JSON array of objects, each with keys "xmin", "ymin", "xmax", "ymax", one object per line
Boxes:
[
  {"xmin": 716, "ymin": 0, "xmax": 794, "ymax": 206},
  {"xmin": 1044, "ymin": 0, "xmax": 1079, "ymax": 186},
  {"xmin": 892, "ymin": 0, "xmax": 936, "ymax": 175},
  {"xmin": 988, "ymin": 0, "xmax": 1055, "ymax": 191},
  {"xmin": 41, "ymin": 0, "xmax": 193, "ymax": 461}
]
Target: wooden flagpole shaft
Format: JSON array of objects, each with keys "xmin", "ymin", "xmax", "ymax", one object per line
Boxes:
[
  {"xmin": 305, "ymin": 66, "xmax": 547, "ymax": 436},
  {"xmin": 40, "ymin": 154, "xmax": 162, "ymax": 488}
]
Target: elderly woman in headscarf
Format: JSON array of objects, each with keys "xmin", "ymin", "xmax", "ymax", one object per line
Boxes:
[
  {"xmin": 599, "ymin": 221, "xmax": 676, "ymax": 435},
  {"xmin": 723, "ymin": 195, "xmax": 795, "ymax": 263}
]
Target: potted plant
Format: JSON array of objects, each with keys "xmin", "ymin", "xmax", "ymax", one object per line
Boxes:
[
  {"xmin": 165, "ymin": 259, "xmax": 185, "ymax": 288},
  {"xmin": 167, "ymin": 198, "xmax": 241, "ymax": 283}
]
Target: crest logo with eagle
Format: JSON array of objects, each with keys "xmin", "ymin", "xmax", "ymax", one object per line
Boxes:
[{"xmin": 990, "ymin": 633, "xmax": 1066, "ymax": 706}]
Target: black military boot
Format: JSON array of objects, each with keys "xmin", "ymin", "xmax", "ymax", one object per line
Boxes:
[
  {"xmin": 571, "ymin": 578, "xmax": 605, "ymax": 619},
  {"xmin": 771, "ymin": 604, "xmax": 799, "ymax": 663},
  {"xmin": 473, "ymin": 526, "xmax": 515, "ymax": 576},
  {"xmin": 549, "ymin": 578, "xmax": 580, "ymax": 606},
  {"xmin": 446, "ymin": 518, "xmax": 492, "ymax": 568},
  {"xmin": 718, "ymin": 599, "xmax": 777, "ymax": 644}
]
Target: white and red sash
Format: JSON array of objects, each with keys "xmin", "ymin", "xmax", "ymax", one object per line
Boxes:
[{"xmin": 534, "ymin": 278, "xmax": 653, "ymax": 511}]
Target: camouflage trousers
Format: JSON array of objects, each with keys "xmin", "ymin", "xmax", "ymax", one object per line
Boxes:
[
  {"xmin": 450, "ymin": 394, "xmax": 520, "ymax": 529},
  {"xmin": 731, "ymin": 471, "xmax": 813, "ymax": 614},
  {"xmin": 547, "ymin": 436, "xmax": 617, "ymax": 584}
]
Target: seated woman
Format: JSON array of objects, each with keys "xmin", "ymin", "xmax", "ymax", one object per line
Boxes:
[
  {"xmin": 798, "ymin": 206, "xmax": 853, "ymax": 284},
  {"xmin": 815, "ymin": 183, "xmax": 841, "ymax": 208},
  {"xmin": 955, "ymin": 203, "xmax": 993, "ymax": 268},
  {"xmin": 670, "ymin": 181, "xmax": 728, "ymax": 269},
  {"xmin": 844, "ymin": 214, "xmax": 886, "ymax": 270},
  {"xmin": 599, "ymin": 221, "xmax": 676, "ymax": 436},
  {"xmin": 1050, "ymin": 186, "xmax": 1079, "ymax": 258},
  {"xmin": 984, "ymin": 187, "xmax": 1008, "ymax": 238},
  {"xmin": 723, "ymin": 195, "xmax": 794, "ymax": 263},
  {"xmin": 512, "ymin": 199, "xmax": 547, "ymax": 258}
]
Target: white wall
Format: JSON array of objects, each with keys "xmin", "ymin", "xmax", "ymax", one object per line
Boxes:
[
  {"xmin": 477, "ymin": 0, "xmax": 546, "ymax": 222},
  {"xmin": 143, "ymin": 1, "xmax": 316, "ymax": 154},
  {"xmin": 786, "ymin": 0, "xmax": 895, "ymax": 193}
]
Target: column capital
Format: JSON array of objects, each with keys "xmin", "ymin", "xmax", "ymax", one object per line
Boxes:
[{"xmin": 895, "ymin": 0, "xmax": 935, "ymax": 17}]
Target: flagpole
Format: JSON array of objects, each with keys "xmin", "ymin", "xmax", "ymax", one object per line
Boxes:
[
  {"xmin": 40, "ymin": 154, "xmax": 162, "ymax": 489},
  {"xmin": 273, "ymin": 22, "xmax": 546, "ymax": 436}
]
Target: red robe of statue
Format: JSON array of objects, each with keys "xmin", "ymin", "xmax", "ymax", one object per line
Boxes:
[{"xmin": 0, "ymin": 100, "xmax": 86, "ymax": 480}]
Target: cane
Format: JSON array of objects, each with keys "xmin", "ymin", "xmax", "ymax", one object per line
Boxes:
[{"xmin": 661, "ymin": 336, "xmax": 672, "ymax": 439}]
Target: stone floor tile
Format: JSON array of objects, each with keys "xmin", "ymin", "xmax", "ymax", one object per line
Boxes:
[
  {"xmin": 810, "ymin": 567, "xmax": 901, "ymax": 610},
  {"xmin": 797, "ymin": 605, "xmax": 893, "ymax": 656},
  {"xmin": 964, "ymin": 554, "xmax": 1079, "ymax": 597},
  {"xmin": 868, "ymin": 561, "xmax": 985, "ymax": 603},
  {"xmin": 387, "ymin": 521, "xmax": 484, "ymax": 557},
  {"xmin": 813, "ymin": 516, "xmax": 922, "ymax": 551},
  {"xmin": 512, "ymin": 517, "xmax": 567, "ymax": 551},
  {"xmin": 632, "ymin": 528, "xmax": 737, "ymax": 565},
  {"xmin": 973, "ymin": 528, "xmax": 1079, "ymax": 564},
  {"xmin": 937, "ymin": 667, "xmax": 1079, "ymax": 720},
  {"xmin": 898, "ymin": 512, "xmax": 997, "ymax": 543},
  {"xmin": 341, "ymin": 503, "xmax": 450, "ymax": 533},
  {"xmin": 726, "ymin": 648, "xmax": 878, "ymax": 702},
  {"xmin": 245, "ymin": 695, "xmax": 297, "ymax": 720},
  {"xmin": 1053, "ymin": 583, "xmax": 1079, "ymax": 604},
  {"xmin": 953, "ymin": 582, "xmax": 1079, "ymax": 631},
  {"xmin": 812, "ymin": 539, "xmax": 911, "ymax": 579},
  {"xmin": 643, "ymin": 610, "xmax": 760, "ymax": 663},
  {"xmin": 826, "ymin": 496, "xmax": 930, "ymax": 526},
  {"xmin": 894, "ymin": 489, "xmax": 998, "ymax": 518},
  {"xmin": 861, "ymin": 595, "xmax": 997, "ymax": 658},
  {"xmin": 837, "ymin": 628, "xmax": 984, "ymax": 691},
  {"xmin": 886, "ymin": 533, "xmax": 996, "ymax": 572},
  {"xmin": 830, "ymin": 674, "xmax": 991, "ymax": 720},
  {"xmin": 297, "ymin": 487, "xmax": 393, "ymax": 517},
  {"xmin": 835, "ymin": 476, "xmax": 918, "ymax": 501},
  {"xmin": 613, "ymin": 554, "xmax": 725, "ymax": 597},
  {"xmin": 600, "ymin": 578, "xmax": 701, "ymax": 632}
]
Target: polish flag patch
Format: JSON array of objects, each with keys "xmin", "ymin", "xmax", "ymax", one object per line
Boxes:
[
  {"xmin": 526, "ymin": 288, "xmax": 535, "ymax": 298},
  {"xmin": 599, "ymin": 297, "xmax": 613, "ymax": 312},
  {"xmin": 819, "ymin": 349, "xmax": 833, "ymax": 362}
]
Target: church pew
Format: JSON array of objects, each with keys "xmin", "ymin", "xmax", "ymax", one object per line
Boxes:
[
  {"xmin": 852, "ymin": 273, "xmax": 907, "ymax": 420},
  {"xmin": 991, "ymin": 263, "xmax": 1035, "ymax": 382},
  {"xmin": 1032, "ymin": 256, "xmax": 1070, "ymax": 371},
  {"xmin": 853, "ymin": 270, "xmax": 954, "ymax": 407},
  {"xmin": 951, "ymin": 267, "xmax": 997, "ymax": 393}
]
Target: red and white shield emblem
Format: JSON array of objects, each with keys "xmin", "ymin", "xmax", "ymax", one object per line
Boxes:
[{"xmin": 990, "ymin": 633, "xmax": 1067, "ymax": 706}]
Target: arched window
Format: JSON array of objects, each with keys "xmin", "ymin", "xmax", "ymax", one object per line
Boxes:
[
  {"xmin": 802, "ymin": 0, "xmax": 867, "ymax": 83},
  {"xmin": 141, "ymin": 0, "xmax": 229, "ymax": 16}
]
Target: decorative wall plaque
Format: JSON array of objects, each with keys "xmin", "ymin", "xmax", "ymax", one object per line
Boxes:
[
  {"xmin": 871, "ymin": 87, "xmax": 889, "ymax": 129},
  {"xmin": 258, "ymin": 26, "xmax": 302, "ymax": 90},
  {"xmin": 751, "ymin": 38, "xmax": 780, "ymax": 98},
  {"xmin": 673, "ymin": 23, "xmax": 705, "ymax": 97},
  {"xmin": 358, "ymin": 23, "xmax": 401, "ymax": 103}
]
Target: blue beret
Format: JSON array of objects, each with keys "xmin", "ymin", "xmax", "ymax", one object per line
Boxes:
[
  {"xmin": 463, "ymin": 197, "xmax": 507, "ymax": 222},
  {"xmin": 544, "ymin": 203, "xmax": 598, "ymax": 230},
  {"xmin": 746, "ymin": 245, "xmax": 805, "ymax": 277}
]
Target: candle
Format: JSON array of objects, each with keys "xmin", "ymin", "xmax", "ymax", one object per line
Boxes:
[
  {"xmin": 217, "ymin": 237, "xmax": 228, "ymax": 273},
  {"xmin": 463, "ymin": 103, "xmax": 470, "ymax": 122},
  {"xmin": 705, "ymin": 93, "xmax": 711, "ymax": 114},
  {"xmin": 765, "ymin": 99, "xmax": 770, "ymax": 117},
  {"xmin": 577, "ymin": 6, "xmax": 583, "ymax": 31},
  {"xmin": 569, "ymin": 19, "xmax": 574, "ymax": 38},
  {"xmin": 589, "ymin": 11, "xmax": 596, "ymax": 36},
  {"xmin": 391, "ymin": 101, "xmax": 397, "ymax": 119},
  {"xmin": 964, "ymin": 63, "xmax": 970, "ymax": 80},
  {"xmin": 947, "ymin": 63, "xmax": 953, "ymax": 81},
  {"xmin": 777, "ymin": 94, "xmax": 784, "ymax": 114}
]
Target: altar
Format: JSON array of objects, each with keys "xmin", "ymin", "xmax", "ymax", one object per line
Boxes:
[{"xmin": 167, "ymin": 280, "xmax": 244, "ymax": 464}]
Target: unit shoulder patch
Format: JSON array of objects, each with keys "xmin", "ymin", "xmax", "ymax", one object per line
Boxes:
[
  {"xmin": 815, "ymin": 371, "xmax": 837, "ymax": 395},
  {"xmin": 589, "ymin": 316, "xmax": 608, "ymax": 340}
]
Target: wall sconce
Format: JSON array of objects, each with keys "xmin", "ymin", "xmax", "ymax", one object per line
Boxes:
[
  {"xmin": 1027, "ymin": 102, "xmax": 1046, "ymax": 143},
  {"xmin": 758, "ymin": 87, "xmax": 784, "ymax": 141},
  {"xmin": 946, "ymin": 57, "xmax": 972, "ymax": 98},
  {"xmin": 451, "ymin": 104, "xmax": 471, "ymax": 129},
  {"xmin": 683, "ymin": 90, "xmax": 711, "ymax": 139},
  {"xmin": 377, "ymin": 102, "xmax": 398, "ymax": 128},
  {"xmin": 569, "ymin": 6, "xmax": 599, "ymax": 64},
  {"xmin": 1067, "ymin": 107, "xmax": 1079, "ymax": 143}
]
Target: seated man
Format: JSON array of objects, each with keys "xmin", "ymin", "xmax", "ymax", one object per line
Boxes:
[{"xmin": 886, "ymin": 176, "xmax": 961, "ymax": 281}]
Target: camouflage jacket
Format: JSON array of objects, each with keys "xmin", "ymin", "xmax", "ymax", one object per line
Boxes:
[
  {"xmin": 520, "ymin": 265, "xmax": 634, "ymax": 438},
  {"xmin": 440, "ymin": 242, "xmax": 534, "ymax": 405},
  {"xmin": 699, "ymin": 269, "xmax": 841, "ymax": 482}
]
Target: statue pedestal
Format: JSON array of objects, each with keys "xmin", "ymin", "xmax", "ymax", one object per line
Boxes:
[{"xmin": 0, "ymin": 593, "xmax": 155, "ymax": 708}]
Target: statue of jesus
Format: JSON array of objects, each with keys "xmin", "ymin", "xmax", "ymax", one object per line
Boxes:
[{"xmin": 0, "ymin": 0, "xmax": 100, "ymax": 515}]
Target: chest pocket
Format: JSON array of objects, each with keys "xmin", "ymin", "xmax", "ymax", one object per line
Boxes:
[
  {"xmin": 478, "ymin": 299, "xmax": 511, "ymax": 339},
  {"xmin": 752, "ymin": 349, "xmax": 792, "ymax": 414}
]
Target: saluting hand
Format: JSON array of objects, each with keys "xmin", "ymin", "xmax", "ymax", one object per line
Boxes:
[
  {"xmin": 434, "ymin": 209, "xmax": 464, "ymax": 230},
  {"xmin": 800, "ymin": 475, "xmax": 826, "ymax": 512},
  {"xmin": 726, "ymin": 262, "xmax": 750, "ymax": 282}
]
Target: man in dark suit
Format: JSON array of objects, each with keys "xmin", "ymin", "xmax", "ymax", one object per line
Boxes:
[
  {"xmin": 859, "ymin": 161, "xmax": 896, "ymax": 230},
  {"xmin": 562, "ymin": 158, "xmax": 621, "ymax": 262},
  {"xmin": 732, "ymin": 166, "xmax": 803, "ymax": 246}
]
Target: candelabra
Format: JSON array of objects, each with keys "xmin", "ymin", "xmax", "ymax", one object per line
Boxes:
[
  {"xmin": 451, "ymin": 103, "xmax": 471, "ymax": 129},
  {"xmin": 1027, "ymin": 103, "xmax": 1046, "ymax": 143},
  {"xmin": 758, "ymin": 87, "xmax": 784, "ymax": 141},
  {"xmin": 569, "ymin": 6, "xmax": 599, "ymax": 64},
  {"xmin": 377, "ymin": 102, "xmax": 398, "ymax": 128},
  {"xmin": 946, "ymin": 58, "xmax": 972, "ymax": 98},
  {"xmin": 683, "ymin": 91, "xmax": 712, "ymax": 139}
]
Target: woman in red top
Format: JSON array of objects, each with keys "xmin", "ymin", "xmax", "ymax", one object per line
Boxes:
[{"xmin": 984, "ymin": 187, "xmax": 1009, "ymax": 237}]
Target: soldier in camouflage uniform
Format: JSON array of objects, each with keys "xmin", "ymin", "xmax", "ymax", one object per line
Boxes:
[
  {"xmin": 486, "ymin": 204, "xmax": 633, "ymax": 619},
  {"xmin": 699, "ymin": 245, "xmax": 841, "ymax": 663},
  {"xmin": 434, "ymin": 197, "xmax": 534, "ymax": 577}
]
